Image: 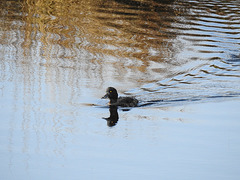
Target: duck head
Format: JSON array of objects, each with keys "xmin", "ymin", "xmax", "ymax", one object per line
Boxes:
[{"xmin": 102, "ymin": 87, "xmax": 118, "ymax": 103}]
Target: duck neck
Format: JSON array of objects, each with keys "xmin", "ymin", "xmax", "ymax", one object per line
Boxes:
[{"xmin": 110, "ymin": 98, "xmax": 117, "ymax": 104}]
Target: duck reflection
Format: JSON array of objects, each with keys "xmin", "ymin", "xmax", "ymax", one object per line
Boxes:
[{"xmin": 103, "ymin": 105, "xmax": 119, "ymax": 127}]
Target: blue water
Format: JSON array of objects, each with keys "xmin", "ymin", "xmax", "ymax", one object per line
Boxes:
[{"xmin": 0, "ymin": 0, "xmax": 240, "ymax": 179}]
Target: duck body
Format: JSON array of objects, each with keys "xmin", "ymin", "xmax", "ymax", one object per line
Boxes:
[
  {"xmin": 102, "ymin": 87, "xmax": 138, "ymax": 107},
  {"xmin": 110, "ymin": 96, "xmax": 138, "ymax": 107}
]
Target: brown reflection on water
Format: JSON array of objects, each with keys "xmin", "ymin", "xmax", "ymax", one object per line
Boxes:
[
  {"xmin": 1, "ymin": 0, "xmax": 240, "ymax": 102},
  {"xmin": 1, "ymin": 0, "xmax": 181, "ymax": 68}
]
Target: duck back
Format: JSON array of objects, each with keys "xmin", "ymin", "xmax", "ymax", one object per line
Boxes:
[{"xmin": 115, "ymin": 96, "xmax": 138, "ymax": 107}]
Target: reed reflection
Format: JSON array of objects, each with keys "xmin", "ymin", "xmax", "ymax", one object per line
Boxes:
[
  {"xmin": 2, "ymin": 0, "xmax": 180, "ymax": 65},
  {"xmin": 0, "ymin": 0, "xmax": 188, "ymax": 92}
]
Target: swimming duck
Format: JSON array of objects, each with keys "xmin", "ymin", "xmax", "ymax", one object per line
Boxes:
[{"xmin": 102, "ymin": 87, "xmax": 138, "ymax": 107}]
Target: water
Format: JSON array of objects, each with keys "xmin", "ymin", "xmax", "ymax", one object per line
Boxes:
[{"xmin": 1, "ymin": 0, "xmax": 240, "ymax": 179}]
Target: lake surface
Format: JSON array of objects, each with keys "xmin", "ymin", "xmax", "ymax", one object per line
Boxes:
[{"xmin": 1, "ymin": 0, "xmax": 240, "ymax": 179}]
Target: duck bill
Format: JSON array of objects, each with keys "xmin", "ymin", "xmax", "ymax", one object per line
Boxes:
[{"xmin": 102, "ymin": 93, "xmax": 109, "ymax": 99}]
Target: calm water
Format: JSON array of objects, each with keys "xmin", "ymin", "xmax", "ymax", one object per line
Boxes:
[{"xmin": 1, "ymin": 0, "xmax": 240, "ymax": 179}]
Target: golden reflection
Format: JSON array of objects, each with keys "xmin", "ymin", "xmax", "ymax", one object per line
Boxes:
[{"xmin": 1, "ymin": 0, "xmax": 180, "ymax": 66}]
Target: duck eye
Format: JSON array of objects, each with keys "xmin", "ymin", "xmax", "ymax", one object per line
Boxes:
[{"xmin": 110, "ymin": 91, "xmax": 112, "ymax": 93}]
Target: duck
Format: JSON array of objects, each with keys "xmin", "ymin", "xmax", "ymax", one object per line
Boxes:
[{"xmin": 102, "ymin": 87, "xmax": 138, "ymax": 107}]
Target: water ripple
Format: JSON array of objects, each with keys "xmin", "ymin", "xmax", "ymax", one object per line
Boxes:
[{"xmin": 1, "ymin": 0, "xmax": 240, "ymax": 108}]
